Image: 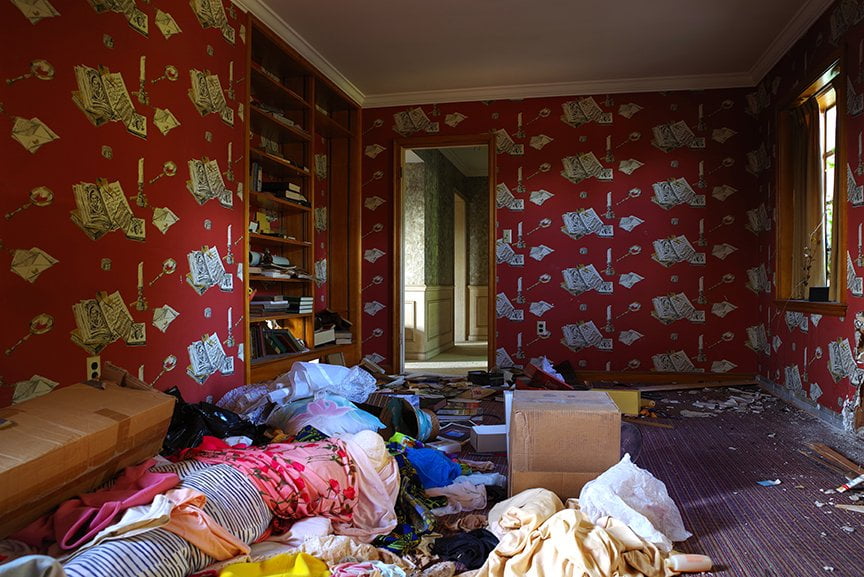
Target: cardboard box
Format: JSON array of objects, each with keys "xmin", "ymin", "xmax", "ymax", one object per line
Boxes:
[
  {"xmin": 592, "ymin": 389, "xmax": 641, "ymax": 415},
  {"xmin": 0, "ymin": 381, "xmax": 174, "ymax": 537},
  {"xmin": 509, "ymin": 390, "xmax": 620, "ymax": 500},
  {"xmin": 470, "ymin": 424, "xmax": 507, "ymax": 453}
]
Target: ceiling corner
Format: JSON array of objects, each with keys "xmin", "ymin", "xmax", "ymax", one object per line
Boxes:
[
  {"xmin": 749, "ymin": 0, "xmax": 836, "ymax": 85},
  {"xmin": 230, "ymin": 0, "xmax": 366, "ymax": 106}
]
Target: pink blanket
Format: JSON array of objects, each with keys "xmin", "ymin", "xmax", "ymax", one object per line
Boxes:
[
  {"xmin": 186, "ymin": 439, "xmax": 358, "ymax": 534},
  {"xmin": 13, "ymin": 459, "xmax": 179, "ymax": 550}
]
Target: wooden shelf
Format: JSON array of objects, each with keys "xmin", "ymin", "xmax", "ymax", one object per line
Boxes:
[
  {"xmin": 315, "ymin": 110, "xmax": 353, "ymax": 138},
  {"xmin": 250, "ymin": 191, "xmax": 310, "ymax": 213},
  {"xmin": 251, "ymin": 104, "xmax": 312, "ymax": 142},
  {"xmin": 249, "ymin": 232, "xmax": 311, "ymax": 247},
  {"xmin": 250, "ymin": 62, "xmax": 309, "ymax": 110},
  {"xmin": 249, "ymin": 312, "xmax": 314, "ymax": 323},
  {"xmin": 250, "ymin": 147, "xmax": 310, "ymax": 177},
  {"xmin": 246, "ymin": 15, "xmax": 362, "ymax": 385},
  {"xmin": 249, "ymin": 343, "xmax": 355, "ymax": 381},
  {"xmin": 248, "ymin": 274, "xmax": 313, "ymax": 283}
]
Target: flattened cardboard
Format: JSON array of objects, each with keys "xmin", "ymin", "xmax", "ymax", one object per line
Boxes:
[
  {"xmin": 509, "ymin": 390, "xmax": 620, "ymax": 499},
  {"xmin": 0, "ymin": 382, "xmax": 174, "ymax": 537}
]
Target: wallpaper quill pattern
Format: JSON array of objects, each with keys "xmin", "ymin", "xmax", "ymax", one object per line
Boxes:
[
  {"xmin": 358, "ymin": 0, "xmax": 864, "ymax": 422},
  {"xmin": 5, "ymin": 0, "xmax": 864, "ymax": 422},
  {"xmin": 361, "ymin": 94, "xmax": 762, "ymax": 375},
  {"xmin": 0, "ymin": 0, "xmax": 247, "ymax": 406}
]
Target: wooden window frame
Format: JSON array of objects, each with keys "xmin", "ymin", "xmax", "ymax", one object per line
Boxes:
[{"xmin": 775, "ymin": 56, "xmax": 848, "ymax": 317}]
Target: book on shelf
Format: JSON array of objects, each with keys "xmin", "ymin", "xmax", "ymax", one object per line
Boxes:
[
  {"xmin": 259, "ymin": 270, "xmax": 295, "ymax": 279},
  {"xmin": 260, "ymin": 181, "xmax": 309, "ymax": 205},
  {"xmin": 313, "ymin": 325, "xmax": 336, "ymax": 347},
  {"xmin": 250, "ymin": 324, "xmax": 308, "ymax": 358},
  {"xmin": 250, "ymin": 301, "xmax": 313, "ymax": 315},
  {"xmin": 283, "ymin": 191, "xmax": 309, "ymax": 205},
  {"xmin": 251, "ymin": 162, "xmax": 263, "ymax": 192},
  {"xmin": 253, "ymin": 294, "xmax": 313, "ymax": 303},
  {"xmin": 269, "ymin": 328, "xmax": 307, "ymax": 353}
]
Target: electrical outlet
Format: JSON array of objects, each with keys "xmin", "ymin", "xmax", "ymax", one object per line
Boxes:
[
  {"xmin": 86, "ymin": 355, "xmax": 101, "ymax": 382},
  {"xmin": 502, "ymin": 229, "xmax": 512, "ymax": 243},
  {"xmin": 536, "ymin": 321, "xmax": 547, "ymax": 336}
]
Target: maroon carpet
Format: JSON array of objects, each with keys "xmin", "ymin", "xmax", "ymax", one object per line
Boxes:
[{"xmin": 637, "ymin": 387, "xmax": 864, "ymax": 577}]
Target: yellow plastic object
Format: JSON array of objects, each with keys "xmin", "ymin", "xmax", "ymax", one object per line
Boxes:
[
  {"xmin": 593, "ymin": 389, "xmax": 641, "ymax": 415},
  {"xmin": 220, "ymin": 552, "xmax": 330, "ymax": 577}
]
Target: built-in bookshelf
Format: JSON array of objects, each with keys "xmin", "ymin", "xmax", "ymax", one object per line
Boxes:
[{"xmin": 244, "ymin": 17, "xmax": 361, "ymax": 383}]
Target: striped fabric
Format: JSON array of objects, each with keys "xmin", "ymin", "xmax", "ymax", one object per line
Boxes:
[{"xmin": 63, "ymin": 464, "xmax": 271, "ymax": 577}]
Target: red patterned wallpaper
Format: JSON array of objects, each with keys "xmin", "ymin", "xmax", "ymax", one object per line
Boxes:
[
  {"xmin": 359, "ymin": 0, "xmax": 864, "ymax": 421},
  {"xmin": 361, "ymin": 92, "xmax": 761, "ymax": 377},
  {"xmin": 0, "ymin": 0, "xmax": 247, "ymax": 406},
  {"xmin": 754, "ymin": 1, "xmax": 864, "ymax": 420}
]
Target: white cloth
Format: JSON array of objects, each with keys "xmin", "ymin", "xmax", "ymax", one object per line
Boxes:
[
  {"xmin": 427, "ymin": 475, "xmax": 507, "ymax": 516},
  {"xmin": 336, "ymin": 432, "xmax": 399, "ymax": 542},
  {"xmin": 59, "ymin": 494, "xmax": 174, "ymax": 562},
  {"xmin": 266, "ymin": 517, "xmax": 333, "ymax": 547}
]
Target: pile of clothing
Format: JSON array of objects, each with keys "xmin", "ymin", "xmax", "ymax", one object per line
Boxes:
[{"xmin": 0, "ymin": 363, "xmax": 702, "ymax": 577}]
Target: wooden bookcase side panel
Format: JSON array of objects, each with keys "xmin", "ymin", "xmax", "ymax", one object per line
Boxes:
[{"xmin": 244, "ymin": 15, "xmax": 361, "ymax": 383}]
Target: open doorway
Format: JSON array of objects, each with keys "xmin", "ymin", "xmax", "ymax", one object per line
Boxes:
[{"xmin": 393, "ymin": 134, "xmax": 496, "ymax": 374}]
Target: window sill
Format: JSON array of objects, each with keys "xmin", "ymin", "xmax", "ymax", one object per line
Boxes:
[{"xmin": 773, "ymin": 299, "xmax": 847, "ymax": 317}]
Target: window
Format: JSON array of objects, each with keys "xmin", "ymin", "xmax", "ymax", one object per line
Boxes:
[{"xmin": 776, "ymin": 59, "xmax": 846, "ymax": 315}]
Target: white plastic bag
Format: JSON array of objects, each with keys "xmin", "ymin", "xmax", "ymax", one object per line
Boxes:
[
  {"xmin": 275, "ymin": 362, "xmax": 376, "ymax": 404},
  {"xmin": 578, "ymin": 454, "xmax": 691, "ymax": 551}
]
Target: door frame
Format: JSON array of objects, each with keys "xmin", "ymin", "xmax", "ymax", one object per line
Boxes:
[{"xmin": 392, "ymin": 133, "xmax": 497, "ymax": 373}]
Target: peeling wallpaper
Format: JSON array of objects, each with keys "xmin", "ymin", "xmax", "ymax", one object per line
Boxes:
[{"xmin": 1, "ymin": 0, "xmax": 247, "ymax": 406}]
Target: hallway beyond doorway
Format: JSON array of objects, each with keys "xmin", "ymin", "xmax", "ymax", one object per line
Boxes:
[{"xmin": 404, "ymin": 342, "xmax": 487, "ymax": 376}]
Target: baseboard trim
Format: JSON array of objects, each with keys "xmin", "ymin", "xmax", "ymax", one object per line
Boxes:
[
  {"xmin": 574, "ymin": 370, "xmax": 756, "ymax": 385},
  {"xmin": 756, "ymin": 375, "xmax": 847, "ymax": 431}
]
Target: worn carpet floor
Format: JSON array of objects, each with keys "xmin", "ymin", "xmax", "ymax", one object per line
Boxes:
[{"xmin": 636, "ymin": 386, "xmax": 864, "ymax": 577}]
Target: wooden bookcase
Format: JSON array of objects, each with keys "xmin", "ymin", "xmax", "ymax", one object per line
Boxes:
[{"xmin": 244, "ymin": 16, "xmax": 361, "ymax": 383}]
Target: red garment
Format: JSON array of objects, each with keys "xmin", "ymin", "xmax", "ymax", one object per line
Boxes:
[{"xmin": 13, "ymin": 459, "xmax": 179, "ymax": 550}]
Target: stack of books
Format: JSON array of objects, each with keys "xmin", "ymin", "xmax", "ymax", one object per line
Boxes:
[
  {"xmin": 250, "ymin": 295, "xmax": 313, "ymax": 317},
  {"xmin": 250, "ymin": 324, "xmax": 308, "ymax": 358},
  {"xmin": 261, "ymin": 181, "xmax": 309, "ymax": 206},
  {"xmin": 335, "ymin": 327, "xmax": 353, "ymax": 344}
]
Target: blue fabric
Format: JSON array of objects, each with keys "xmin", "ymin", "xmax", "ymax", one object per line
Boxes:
[{"xmin": 404, "ymin": 447, "xmax": 462, "ymax": 489}]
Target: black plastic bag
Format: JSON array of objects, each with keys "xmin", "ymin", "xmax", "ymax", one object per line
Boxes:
[{"xmin": 162, "ymin": 387, "xmax": 264, "ymax": 455}]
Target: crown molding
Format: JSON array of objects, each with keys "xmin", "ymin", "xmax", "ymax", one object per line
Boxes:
[
  {"xmin": 749, "ymin": 0, "xmax": 835, "ymax": 84},
  {"xmin": 233, "ymin": 0, "xmax": 830, "ymax": 110},
  {"xmin": 362, "ymin": 72, "xmax": 753, "ymax": 109},
  {"xmin": 230, "ymin": 0, "xmax": 365, "ymax": 106}
]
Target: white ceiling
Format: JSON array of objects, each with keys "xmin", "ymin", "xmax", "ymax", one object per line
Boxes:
[{"xmin": 237, "ymin": 0, "xmax": 834, "ymax": 108}]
